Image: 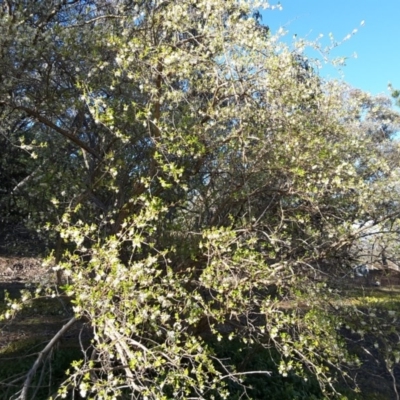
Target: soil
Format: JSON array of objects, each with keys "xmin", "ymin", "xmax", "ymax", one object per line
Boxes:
[{"xmin": 0, "ymin": 255, "xmax": 47, "ymax": 293}]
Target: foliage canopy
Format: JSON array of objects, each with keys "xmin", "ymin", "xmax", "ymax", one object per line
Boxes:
[{"xmin": 1, "ymin": 1, "xmax": 400, "ymax": 399}]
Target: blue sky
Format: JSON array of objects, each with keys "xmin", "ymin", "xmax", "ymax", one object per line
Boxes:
[{"xmin": 261, "ymin": 1, "xmax": 400, "ymax": 97}]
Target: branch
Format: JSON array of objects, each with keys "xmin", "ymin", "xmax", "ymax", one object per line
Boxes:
[
  {"xmin": 17, "ymin": 106, "xmax": 101, "ymax": 159},
  {"xmin": 17, "ymin": 316, "xmax": 78, "ymax": 400},
  {"xmin": 219, "ymin": 370, "xmax": 272, "ymax": 380},
  {"xmin": 105, "ymin": 320, "xmax": 146, "ymax": 392},
  {"xmin": 12, "ymin": 163, "xmax": 43, "ymax": 194}
]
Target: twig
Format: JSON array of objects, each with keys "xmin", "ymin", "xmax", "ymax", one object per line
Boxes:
[{"xmin": 388, "ymin": 365, "xmax": 400, "ymax": 400}]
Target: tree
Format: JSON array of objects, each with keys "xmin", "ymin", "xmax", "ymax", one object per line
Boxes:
[{"xmin": 1, "ymin": 1, "xmax": 400, "ymax": 399}]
